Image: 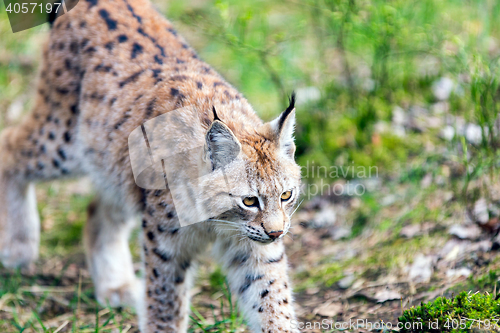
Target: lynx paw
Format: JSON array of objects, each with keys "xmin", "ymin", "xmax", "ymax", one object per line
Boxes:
[
  {"xmin": 0, "ymin": 237, "xmax": 39, "ymax": 268},
  {"xmin": 95, "ymin": 277, "xmax": 145, "ymax": 309},
  {"xmin": 0, "ymin": 183, "xmax": 40, "ymax": 269}
]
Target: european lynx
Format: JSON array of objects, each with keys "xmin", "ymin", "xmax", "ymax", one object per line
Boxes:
[{"xmin": 0, "ymin": 0, "xmax": 301, "ymax": 332}]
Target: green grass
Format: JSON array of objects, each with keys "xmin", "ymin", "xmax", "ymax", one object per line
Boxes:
[
  {"xmin": 189, "ymin": 269, "xmax": 245, "ymax": 333},
  {"xmin": 0, "ymin": 266, "xmax": 243, "ymax": 332},
  {"xmin": 0, "ymin": 270, "xmax": 138, "ymax": 332}
]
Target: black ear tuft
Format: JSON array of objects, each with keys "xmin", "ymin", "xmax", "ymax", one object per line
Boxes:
[
  {"xmin": 270, "ymin": 92, "xmax": 297, "ymax": 158},
  {"xmin": 279, "ymin": 92, "xmax": 296, "ymax": 130},
  {"xmin": 212, "ymin": 106, "xmax": 221, "ymax": 122},
  {"xmin": 48, "ymin": 7, "xmax": 58, "ymax": 27},
  {"xmin": 287, "ymin": 91, "xmax": 296, "ymax": 112}
]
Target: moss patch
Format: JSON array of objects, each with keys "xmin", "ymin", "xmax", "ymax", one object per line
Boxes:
[{"xmin": 399, "ymin": 291, "xmax": 500, "ymax": 332}]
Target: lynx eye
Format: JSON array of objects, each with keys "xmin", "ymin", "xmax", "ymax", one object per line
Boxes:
[
  {"xmin": 281, "ymin": 190, "xmax": 292, "ymax": 201},
  {"xmin": 243, "ymin": 197, "xmax": 258, "ymax": 207}
]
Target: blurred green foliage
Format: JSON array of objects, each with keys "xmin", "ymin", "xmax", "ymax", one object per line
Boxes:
[
  {"xmin": 162, "ymin": 0, "xmax": 500, "ymax": 185},
  {"xmin": 2, "ymin": 0, "xmax": 500, "ymax": 186}
]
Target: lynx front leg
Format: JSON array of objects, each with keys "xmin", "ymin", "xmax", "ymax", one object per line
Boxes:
[
  {"xmin": 140, "ymin": 190, "xmax": 211, "ymax": 333},
  {"xmin": 143, "ymin": 245, "xmax": 195, "ymax": 333},
  {"xmin": 214, "ymin": 239, "xmax": 299, "ymax": 333}
]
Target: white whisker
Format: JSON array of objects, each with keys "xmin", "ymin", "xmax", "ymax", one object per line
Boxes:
[
  {"xmin": 215, "ymin": 224, "xmax": 241, "ymax": 228},
  {"xmin": 207, "ymin": 219, "xmax": 241, "ymax": 225},
  {"xmin": 290, "ymin": 199, "xmax": 304, "ymax": 217},
  {"xmin": 217, "ymin": 228, "xmax": 241, "ymax": 232},
  {"xmin": 238, "ymin": 236, "xmax": 249, "ymax": 242}
]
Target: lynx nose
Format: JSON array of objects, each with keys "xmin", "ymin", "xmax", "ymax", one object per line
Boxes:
[{"xmin": 268, "ymin": 230, "xmax": 284, "ymax": 240}]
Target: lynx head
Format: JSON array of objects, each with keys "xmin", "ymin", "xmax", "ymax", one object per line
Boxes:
[{"xmin": 204, "ymin": 95, "xmax": 301, "ymax": 244}]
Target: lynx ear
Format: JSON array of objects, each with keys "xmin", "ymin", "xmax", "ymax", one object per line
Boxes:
[
  {"xmin": 270, "ymin": 93, "xmax": 296, "ymax": 158},
  {"xmin": 205, "ymin": 107, "xmax": 241, "ymax": 170}
]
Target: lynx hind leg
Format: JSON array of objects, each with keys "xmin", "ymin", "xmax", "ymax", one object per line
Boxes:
[
  {"xmin": 0, "ymin": 109, "xmax": 80, "ymax": 268},
  {"xmin": 0, "ymin": 164, "xmax": 40, "ymax": 268},
  {"xmin": 0, "ymin": 113, "xmax": 80, "ymax": 269},
  {"xmin": 0, "ymin": 34, "xmax": 83, "ymax": 268},
  {"xmin": 0, "ymin": 123, "xmax": 44, "ymax": 268},
  {"xmin": 84, "ymin": 196, "xmax": 144, "ymax": 309}
]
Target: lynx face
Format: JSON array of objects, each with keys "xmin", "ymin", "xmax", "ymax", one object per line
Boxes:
[
  {"xmin": 237, "ymin": 158, "xmax": 300, "ymax": 244},
  {"xmin": 207, "ymin": 97, "xmax": 301, "ymax": 244}
]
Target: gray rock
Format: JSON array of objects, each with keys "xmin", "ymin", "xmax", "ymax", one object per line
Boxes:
[
  {"xmin": 295, "ymin": 87, "xmax": 321, "ymax": 106},
  {"xmin": 432, "ymin": 77, "xmax": 455, "ymax": 100},
  {"xmin": 400, "ymin": 224, "xmax": 421, "ymax": 238},
  {"xmin": 313, "ymin": 302, "xmax": 342, "ymax": 317},
  {"xmin": 392, "ymin": 125, "xmax": 406, "ymax": 137},
  {"xmin": 374, "ymin": 289, "xmax": 402, "ymax": 303},
  {"xmin": 330, "ymin": 226, "xmax": 351, "ymax": 240},
  {"xmin": 435, "ymin": 175, "xmax": 446, "ymax": 185},
  {"xmin": 443, "ymin": 191, "xmax": 454, "ymax": 202},
  {"xmin": 361, "ymin": 177, "xmax": 381, "ymax": 192},
  {"xmin": 408, "ymin": 105, "xmax": 430, "ymax": 131},
  {"xmin": 440, "ymin": 125, "xmax": 455, "ymax": 141},
  {"xmin": 449, "ymin": 224, "xmax": 481, "ymax": 240},
  {"xmin": 465, "ymin": 124, "xmax": 484, "ymax": 145},
  {"xmin": 431, "ymin": 101, "xmax": 449, "ymax": 114},
  {"xmin": 399, "ymin": 222, "xmax": 436, "ymax": 238},
  {"xmin": 392, "ymin": 106, "xmax": 407, "ymax": 126},
  {"xmin": 446, "ymin": 267, "xmax": 471, "ymax": 279},
  {"xmin": 409, "ymin": 254, "xmax": 433, "ymax": 283},
  {"xmin": 438, "ymin": 239, "xmax": 463, "ymax": 261},
  {"xmin": 374, "ymin": 121, "xmax": 391, "ymax": 134},
  {"xmin": 380, "ymin": 195, "xmax": 396, "ymax": 206},
  {"xmin": 421, "ymin": 173, "xmax": 433, "ymax": 189},
  {"xmin": 474, "ymin": 198, "xmax": 489, "ymax": 224},
  {"xmin": 426, "ymin": 116, "xmax": 444, "ymax": 129},
  {"xmin": 312, "ymin": 205, "xmax": 337, "ymax": 228},
  {"xmin": 334, "ymin": 248, "xmax": 358, "ymax": 261},
  {"xmin": 6, "ymin": 98, "xmax": 24, "ymax": 123},
  {"xmin": 489, "ymin": 204, "xmax": 500, "ymax": 217},
  {"xmin": 338, "ymin": 274, "xmax": 356, "ymax": 289},
  {"xmin": 361, "ymin": 78, "xmax": 376, "ymax": 92}
]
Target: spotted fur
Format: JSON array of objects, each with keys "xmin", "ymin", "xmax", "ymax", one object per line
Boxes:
[{"xmin": 0, "ymin": 0, "xmax": 301, "ymax": 332}]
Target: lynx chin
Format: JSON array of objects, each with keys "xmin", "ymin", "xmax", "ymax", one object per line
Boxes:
[{"xmin": 0, "ymin": 0, "xmax": 302, "ymax": 332}]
